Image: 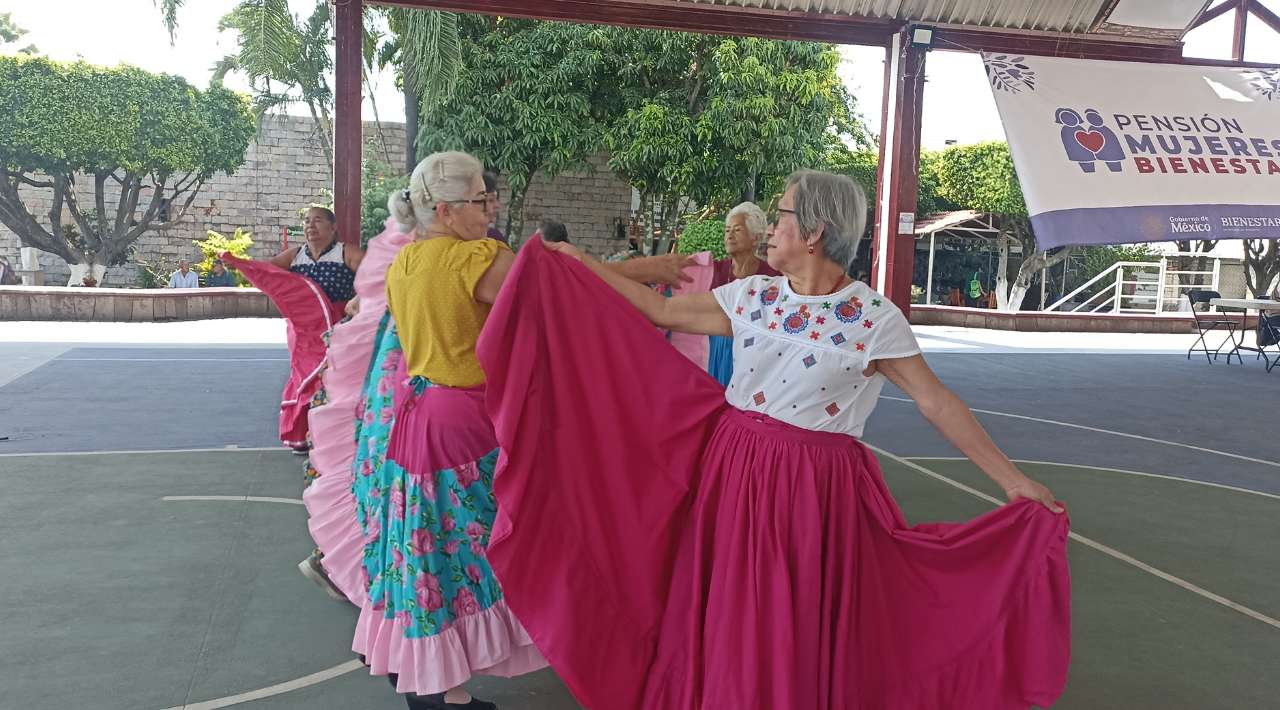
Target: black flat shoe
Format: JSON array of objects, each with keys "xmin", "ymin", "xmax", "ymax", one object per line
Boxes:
[{"xmin": 405, "ymin": 693, "xmax": 497, "ymax": 710}]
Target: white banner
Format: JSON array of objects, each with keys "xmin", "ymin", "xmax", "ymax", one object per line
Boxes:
[{"xmin": 984, "ymin": 53, "xmax": 1280, "ymax": 249}]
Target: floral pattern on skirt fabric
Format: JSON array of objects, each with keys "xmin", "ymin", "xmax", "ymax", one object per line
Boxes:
[{"xmin": 351, "ymin": 313, "xmax": 504, "ymax": 639}]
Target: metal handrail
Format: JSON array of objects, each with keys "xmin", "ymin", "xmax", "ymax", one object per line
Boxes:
[
  {"xmin": 1046, "ymin": 261, "xmax": 1154, "ymax": 312},
  {"xmin": 1046, "ymin": 256, "xmax": 1224, "ymax": 315}
]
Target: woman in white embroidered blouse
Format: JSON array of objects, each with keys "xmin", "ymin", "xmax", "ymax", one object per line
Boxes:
[
  {"xmin": 549, "ymin": 171, "xmax": 1060, "ymax": 512},
  {"xmin": 515, "ymin": 169, "xmax": 1072, "ymax": 710}
]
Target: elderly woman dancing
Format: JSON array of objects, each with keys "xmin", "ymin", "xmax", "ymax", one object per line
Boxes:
[
  {"xmin": 346, "ymin": 151, "xmax": 545, "ymax": 710},
  {"xmin": 479, "ymin": 170, "xmax": 1071, "ymax": 710}
]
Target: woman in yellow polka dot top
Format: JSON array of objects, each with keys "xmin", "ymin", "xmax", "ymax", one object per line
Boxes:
[{"xmin": 350, "ymin": 151, "xmax": 535, "ymax": 710}]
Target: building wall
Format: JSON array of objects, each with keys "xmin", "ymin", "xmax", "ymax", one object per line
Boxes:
[{"xmin": 0, "ymin": 115, "xmax": 635, "ymax": 286}]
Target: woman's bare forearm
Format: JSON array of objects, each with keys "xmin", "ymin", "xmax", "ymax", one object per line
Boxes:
[
  {"xmin": 583, "ymin": 255, "xmax": 674, "ymax": 325},
  {"xmin": 919, "ymin": 387, "xmax": 1025, "ymax": 492}
]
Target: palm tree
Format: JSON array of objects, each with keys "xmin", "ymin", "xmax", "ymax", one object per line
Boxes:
[
  {"xmin": 381, "ymin": 7, "xmax": 461, "ymax": 173},
  {"xmin": 158, "ymin": 1, "xmax": 461, "ymax": 176}
]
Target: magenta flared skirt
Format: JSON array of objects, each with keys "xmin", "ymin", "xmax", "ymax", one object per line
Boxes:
[
  {"xmin": 221, "ymin": 252, "xmax": 346, "ymax": 446},
  {"xmin": 478, "ymin": 239, "xmax": 1071, "ymax": 710}
]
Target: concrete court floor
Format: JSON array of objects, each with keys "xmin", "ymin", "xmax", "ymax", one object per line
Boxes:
[{"xmin": 1, "ymin": 335, "xmax": 1277, "ymax": 710}]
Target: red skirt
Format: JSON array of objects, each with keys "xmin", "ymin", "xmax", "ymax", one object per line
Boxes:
[
  {"xmin": 478, "ymin": 239, "xmax": 1071, "ymax": 710},
  {"xmin": 221, "ymin": 253, "xmax": 345, "ymax": 446}
]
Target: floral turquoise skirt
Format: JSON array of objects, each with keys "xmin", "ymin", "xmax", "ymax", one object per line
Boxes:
[{"xmin": 347, "ymin": 314, "xmax": 544, "ymax": 694}]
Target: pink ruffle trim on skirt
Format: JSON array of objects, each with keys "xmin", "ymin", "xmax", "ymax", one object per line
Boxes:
[
  {"xmin": 353, "ymin": 598, "xmax": 547, "ymax": 695},
  {"xmin": 303, "ymin": 221, "xmax": 414, "ymax": 604}
]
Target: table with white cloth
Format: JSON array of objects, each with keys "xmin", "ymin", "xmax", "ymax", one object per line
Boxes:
[{"xmin": 1210, "ymin": 297, "xmax": 1280, "ymax": 371}]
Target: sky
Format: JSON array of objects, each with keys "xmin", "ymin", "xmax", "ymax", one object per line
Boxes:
[{"xmin": 4, "ymin": 0, "xmax": 1280, "ymax": 150}]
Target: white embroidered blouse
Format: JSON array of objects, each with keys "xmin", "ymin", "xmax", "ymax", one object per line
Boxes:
[{"xmin": 712, "ymin": 275, "xmax": 921, "ymax": 438}]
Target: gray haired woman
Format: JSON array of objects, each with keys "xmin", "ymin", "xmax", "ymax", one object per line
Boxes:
[
  {"xmin": 707, "ymin": 201, "xmax": 781, "ymax": 385},
  {"xmin": 491, "ymin": 168, "xmax": 1070, "ymax": 709}
]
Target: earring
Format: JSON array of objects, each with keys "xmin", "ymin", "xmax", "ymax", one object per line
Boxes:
[{"xmin": 807, "ymin": 244, "xmax": 815, "ymax": 255}]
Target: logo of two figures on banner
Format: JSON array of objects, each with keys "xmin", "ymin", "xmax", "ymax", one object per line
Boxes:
[{"xmin": 1054, "ymin": 107, "xmax": 1125, "ymax": 173}]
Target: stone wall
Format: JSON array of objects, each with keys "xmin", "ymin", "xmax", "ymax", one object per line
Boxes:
[
  {"xmin": 0, "ymin": 115, "xmax": 636, "ymax": 287},
  {"xmin": 497, "ymin": 152, "xmax": 635, "ymax": 257}
]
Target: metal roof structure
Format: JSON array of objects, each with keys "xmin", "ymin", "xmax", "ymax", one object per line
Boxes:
[{"xmin": 669, "ymin": 0, "xmax": 1210, "ymax": 39}]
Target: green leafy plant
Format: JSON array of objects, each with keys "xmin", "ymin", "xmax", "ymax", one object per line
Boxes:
[
  {"xmin": 193, "ymin": 228, "xmax": 254, "ymax": 286},
  {"xmin": 362, "ymin": 159, "xmax": 409, "ymax": 245},
  {"xmin": 676, "ymin": 220, "xmax": 728, "ymax": 260}
]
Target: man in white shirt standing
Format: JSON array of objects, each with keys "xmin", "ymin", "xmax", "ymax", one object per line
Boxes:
[{"xmin": 167, "ymin": 259, "xmax": 200, "ymax": 289}]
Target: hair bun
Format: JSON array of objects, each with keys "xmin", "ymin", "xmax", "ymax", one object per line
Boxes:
[{"xmin": 388, "ymin": 189, "xmax": 418, "ymax": 232}]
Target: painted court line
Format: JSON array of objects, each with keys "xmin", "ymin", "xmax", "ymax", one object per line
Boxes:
[
  {"xmin": 906, "ymin": 457, "xmax": 1280, "ymax": 501},
  {"xmin": 159, "ymin": 659, "xmax": 365, "ymax": 710},
  {"xmin": 866, "ymin": 443, "xmax": 1280, "ymax": 631},
  {"xmin": 161, "ymin": 495, "xmax": 304, "ymax": 506},
  {"xmin": 881, "ymin": 395, "xmax": 1280, "ymax": 469},
  {"xmin": 59, "ymin": 357, "xmax": 288, "ymax": 362},
  {"xmin": 0, "ymin": 446, "xmax": 282, "ymax": 458}
]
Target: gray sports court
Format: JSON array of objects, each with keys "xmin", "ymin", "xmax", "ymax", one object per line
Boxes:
[{"xmin": 1, "ymin": 329, "xmax": 1276, "ymax": 709}]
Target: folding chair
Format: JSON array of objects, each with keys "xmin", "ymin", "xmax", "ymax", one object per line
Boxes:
[{"xmin": 1186, "ymin": 290, "xmax": 1239, "ymax": 364}]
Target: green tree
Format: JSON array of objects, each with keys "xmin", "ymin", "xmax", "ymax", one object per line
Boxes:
[
  {"xmin": 607, "ymin": 32, "xmax": 867, "ymax": 248},
  {"xmin": 418, "ymin": 17, "xmax": 618, "ymax": 243},
  {"xmin": 0, "ymin": 56, "xmax": 254, "ymax": 282},
  {"xmin": 0, "ymin": 12, "xmax": 37, "ymax": 55},
  {"xmin": 935, "ymin": 141, "xmax": 1072, "ymax": 310}
]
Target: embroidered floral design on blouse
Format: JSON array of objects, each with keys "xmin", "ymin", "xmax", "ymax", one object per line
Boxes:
[
  {"xmin": 833, "ymin": 295, "xmax": 864, "ymax": 324},
  {"xmin": 760, "ymin": 283, "xmax": 781, "ymax": 307},
  {"xmin": 782, "ymin": 305, "xmax": 812, "ymax": 334}
]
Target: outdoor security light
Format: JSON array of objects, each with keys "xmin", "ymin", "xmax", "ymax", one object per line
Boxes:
[{"xmin": 909, "ymin": 25, "xmax": 934, "ymax": 48}]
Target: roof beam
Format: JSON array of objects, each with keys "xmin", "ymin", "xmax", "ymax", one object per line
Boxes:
[
  {"xmin": 371, "ymin": 0, "xmax": 1184, "ymax": 61},
  {"xmin": 370, "ymin": 0, "xmax": 902, "ymax": 45},
  {"xmin": 1233, "ymin": 0, "xmax": 1249, "ymax": 61},
  {"xmin": 929, "ymin": 24, "xmax": 1184, "ymax": 63},
  {"xmin": 1191, "ymin": 0, "xmax": 1237, "ymax": 30},
  {"xmin": 1249, "ymin": 0, "xmax": 1280, "ymax": 34}
]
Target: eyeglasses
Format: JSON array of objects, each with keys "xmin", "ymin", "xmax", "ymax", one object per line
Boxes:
[
  {"xmin": 768, "ymin": 207, "xmax": 796, "ymax": 223},
  {"xmin": 448, "ymin": 195, "xmax": 490, "ymax": 206}
]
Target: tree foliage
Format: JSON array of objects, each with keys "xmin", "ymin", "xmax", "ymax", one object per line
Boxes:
[
  {"xmin": 1244, "ymin": 238, "xmax": 1280, "ymax": 298},
  {"xmin": 607, "ymin": 32, "xmax": 867, "ymax": 242},
  {"xmin": 934, "ymin": 141, "xmax": 1026, "ymax": 218},
  {"xmin": 676, "ymin": 220, "xmax": 728, "ymax": 259},
  {"xmin": 212, "ymin": 0, "xmax": 336, "ymax": 173},
  {"xmin": 0, "ymin": 56, "xmax": 254, "ymax": 271},
  {"xmin": 934, "ymin": 141, "xmax": 1068, "ymax": 310},
  {"xmin": 0, "ymin": 12, "xmax": 37, "ymax": 55},
  {"xmin": 418, "ymin": 17, "xmax": 618, "ymax": 242},
  {"xmin": 361, "ymin": 158, "xmax": 409, "ymax": 245}
]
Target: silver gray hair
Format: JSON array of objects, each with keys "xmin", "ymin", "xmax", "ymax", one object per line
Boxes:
[
  {"xmin": 784, "ymin": 170, "xmax": 867, "ymax": 268},
  {"xmin": 725, "ymin": 201, "xmax": 768, "ymax": 240},
  {"xmin": 388, "ymin": 150, "xmax": 483, "ymax": 233}
]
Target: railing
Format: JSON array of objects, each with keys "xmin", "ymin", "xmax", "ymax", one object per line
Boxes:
[{"xmin": 1045, "ymin": 254, "xmax": 1223, "ymax": 314}]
